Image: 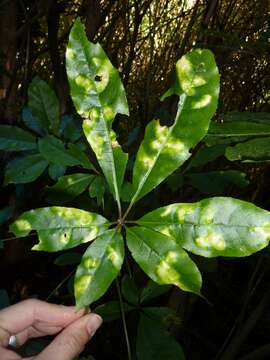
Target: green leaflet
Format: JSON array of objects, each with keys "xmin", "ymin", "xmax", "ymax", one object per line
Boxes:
[
  {"xmin": 136, "ymin": 314, "xmax": 185, "ymax": 360},
  {"xmin": 95, "ymin": 301, "xmax": 134, "ymax": 322},
  {"xmin": 0, "ymin": 125, "xmax": 37, "ymax": 151},
  {"xmin": 48, "ymin": 163, "xmax": 66, "ymax": 180},
  {"xmin": 225, "ymin": 137, "xmax": 270, "ymax": 161},
  {"xmin": 28, "ymin": 76, "xmax": 60, "ymax": 135},
  {"xmin": 22, "ymin": 107, "xmax": 47, "ymax": 136},
  {"xmin": 186, "ymin": 170, "xmax": 248, "ymax": 195},
  {"xmin": 38, "ymin": 135, "xmax": 91, "ymax": 168},
  {"xmin": 121, "ymin": 274, "xmax": 140, "ymax": 305},
  {"xmin": 140, "ymin": 280, "xmax": 171, "ymax": 304},
  {"xmin": 46, "ymin": 173, "xmax": 95, "ymax": 203},
  {"xmin": 205, "ymin": 112, "xmax": 270, "ymax": 146},
  {"xmin": 4, "ymin": 154, "xmax": 48, "ymax": 185},
  {"xmin": 66, "ymin": 18, "xmax": 129, "ymax": 210},
  {"xmin": 89, "ymin": 176, "xmax": 106, "ymax": 206},
  {"xmin": 221, "ymin": 112, "xmax": 270, "ymax": 124},
  {"xmin": 67, "ymin": 143, "xmax": 94, "ymax": 170},
  {"xmin": 187, "ymin": 144, "xmax": 226, "ymax": 169},
  {"xmin": 126, "ymin": 226, "xmax": 202, "ymax": 294},
  {"xmin": 138, "ymin": 197, "xmax": 270, "ymax": 258},
  {"xmin": 10, "ymin": 207, "xmax": 109, "ymax": 252},
  {"xmin": 128, "ymin": 49, "xmax": 220, "ymax": 205},
  {"xmin": 75, "ymin": 229, "xmax": 124, "ymax": 308}
]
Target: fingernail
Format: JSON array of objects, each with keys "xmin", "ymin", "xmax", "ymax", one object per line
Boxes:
[{"xmin": 87, "ymin": 314, "xmax": 103, "ymax": 337}]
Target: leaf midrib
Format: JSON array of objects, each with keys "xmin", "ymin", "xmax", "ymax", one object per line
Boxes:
[
  {"xmin": 79, "ymin": 26, "xmax": 121, "ymax": 213},
  {"xmin": 137, "ymin": 220, "xmax": 265, "ymax": 229},
  {"xmin": 52, "ymin": 174, "xmax": 93, "ymax": 191},
  {"xmin": 79, "ymin": 230, "xmax": 119, "ymax": 305}
]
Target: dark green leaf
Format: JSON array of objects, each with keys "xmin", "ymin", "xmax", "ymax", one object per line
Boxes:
[
  {"xmin": 136, "ymin": 314, "xmax": 185, "ymax": 360},
  {"xmin": 126, "ymin": 226, "xmax": 202, "ymax": 294},
  {"xmin": 140, "ymin": 280, "xmax": 171, "ymax": 304},
  {"xmin": 205, "ymin": 112, "xmax": 270, "ymax": 146},
  {"xmin": 48, "ymin": 163, "xmax": 66, "ymax": 180},
  {"xmin": 60, "ymin": 115, "xmax": 82, "ymax": 142},
  {"xmin": 0, "ymin": 125, "xmax": 36, "ymax": 151},
  {"xmin": 22, "ymin": 107, "xmax": 47, "ymax": 136},
  {"xmin": 10, "ymin": 207, "xmax": 109, "ymax": 252},
  {"xmin": 4, "ymin": 154, "xmax": 48, "ymax": 185},
  {"xmin": 138, "ymin": 197, "xmax": 270, "ymax": 258},
  {"xmin": 67, "ymin": 143, "xmax": 94, "ymax": 170},
  {"xmin": 186, "ymin": 170, "xmax": 249, "ymax": 194},
  {"xmin": 46, "ymin": 173, "xmax": 94, "ymax": 203},
  {"xmin": 121, "ymin": 275, "xmax": 139, "ymax": 305},
  {"xmin": 66, "ymin": 18, "xmax": 129, "ymax": 209},
  {"xmin": 28, "ymin": 76, "xmax": 60, "ymax": 134},
  {"xmin": 95, "ymin": 301, "xmax": 134, "ymax": 322},
  {"xmin": 221, "ymin": 111, "xmax": 270, "ymax": 124},
  {"xmin": 187, "ymin": 144, "xmax": 226, "ymax": 169},
  {"xmin": 225, "ymin": 137, "xmax": 270, "ymax": 161},
  {"xmin": 38, "ymin": 135, "xmax": 90, "ymax": 168},
  {"xmin": 89, "ymin": 176, "xmax": 106, "ymax": 206},
  {"xmin": 75, "ymin": 229, "xmax": 124, "ymax": 308},
  {"xmin": 143, "ymin": 307, "xmax": 178, "ymax": 327}
]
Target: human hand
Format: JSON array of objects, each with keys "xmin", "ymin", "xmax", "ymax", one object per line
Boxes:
[{"xmin": 0, "ymin": 299, "xmax": 102, "ymax": 359}]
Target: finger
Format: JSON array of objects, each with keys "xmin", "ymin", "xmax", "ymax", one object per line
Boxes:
[
  {"xmin": 0, "ymin": 299, "xmax": 86, "ymax": 345},
  {"xmin": 14, "ymin": 324, "xmax": 63, "ymax": 347},
  {"xmin": 35, "ymin": 313, "xmax": 102, "ymax": 360},
  {"xmin": 0, "ymin": 347, "xmax": 22, "ymax": 360}
]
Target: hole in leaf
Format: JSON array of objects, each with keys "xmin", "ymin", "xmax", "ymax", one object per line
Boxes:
[{"xmin": 95, "ymin": 75, "xmax": 102, "ymax": 82}]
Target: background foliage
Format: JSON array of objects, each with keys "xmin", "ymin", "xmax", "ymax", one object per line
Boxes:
[{"xmin": 0, "ymin": 1, "xmax": 269, "ymax": 359}]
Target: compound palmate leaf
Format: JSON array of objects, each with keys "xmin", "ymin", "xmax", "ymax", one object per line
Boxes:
[
  {"xmin": 10, "ymin": 207, "xmax": 109, "ymax": 252},
  {"xmin": 75, "ymin": 229, "xmax": 124, "ymax": 309},
  {"xmin": 127, "ymin": 49, "xmax": 220, "ymax": 205},
  {"xmin": 126, "ymin": 226, "xmax": 202, "ymax": 294},
  {"xmin": 138, "ymin": 197, "xmax": 270, "ymax": 258},
  {"xmin": 66, "ymin": 18, "xmax": 129, "ymax": 212}
]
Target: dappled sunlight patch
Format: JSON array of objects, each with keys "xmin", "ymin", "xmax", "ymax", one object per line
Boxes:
[
  {"xmin": 107, "ymin": 245, "xmax": 123, "ymax": 267},
  {"xmin": 176, "ymin": 205, "xmax": 195, "ymax": 223},
  {"xmin": 13, "ymin": 218, "xmax": 31, "ymax": 235},
  {"xmin": 191, "ymin": 94, "xmax": 212, "ymax": 109},
  {"xmin": 75, "ymin": 75, "xmax": 94, "ymax": 92},
  {"xmin": 200, "ymin": 206, "xmax": 215, "ymax": 225},
  {"xmin": 252, "ymin": 224, "xmax": 270, "ymax": 240},
  {"xmin": 156, "ymin": 259, "xmax": 180, "ymax": 285},
  {"xmin": 195, "ymin": 231, "xmax": 225, "ymax": 251},
  {"xmin": 143, "ymin": 155, "xmax": 155, "ymax": 168},
  {"xmin": 75, "ymin": 274, "xmax": 92, "ymax": 300},
  {"xmin": 82, "ymin": 256, "xmax": 99, "ymax": 269},
  {"xmin": 66, "ymin": 48, "xmax": 76, "ymax": 61}
]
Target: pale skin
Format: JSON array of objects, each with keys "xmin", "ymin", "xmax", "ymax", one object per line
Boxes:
[{"xmin": 0, "ymin": 299, "xmax": 102, "ymax": 360}]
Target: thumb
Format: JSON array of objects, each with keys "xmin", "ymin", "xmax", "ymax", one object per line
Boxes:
[{"xmin": 35, "ymin": 313, "xmax": 102, "ymax": 360}]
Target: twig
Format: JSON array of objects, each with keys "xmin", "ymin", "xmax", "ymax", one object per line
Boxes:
[
  {"xmin": 46, "ymin": 269, "xmax": 75, "ymax": 301},
  {"xmin": 116, "ymin": 277, "xmax": 132, "ymax": 360}
]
